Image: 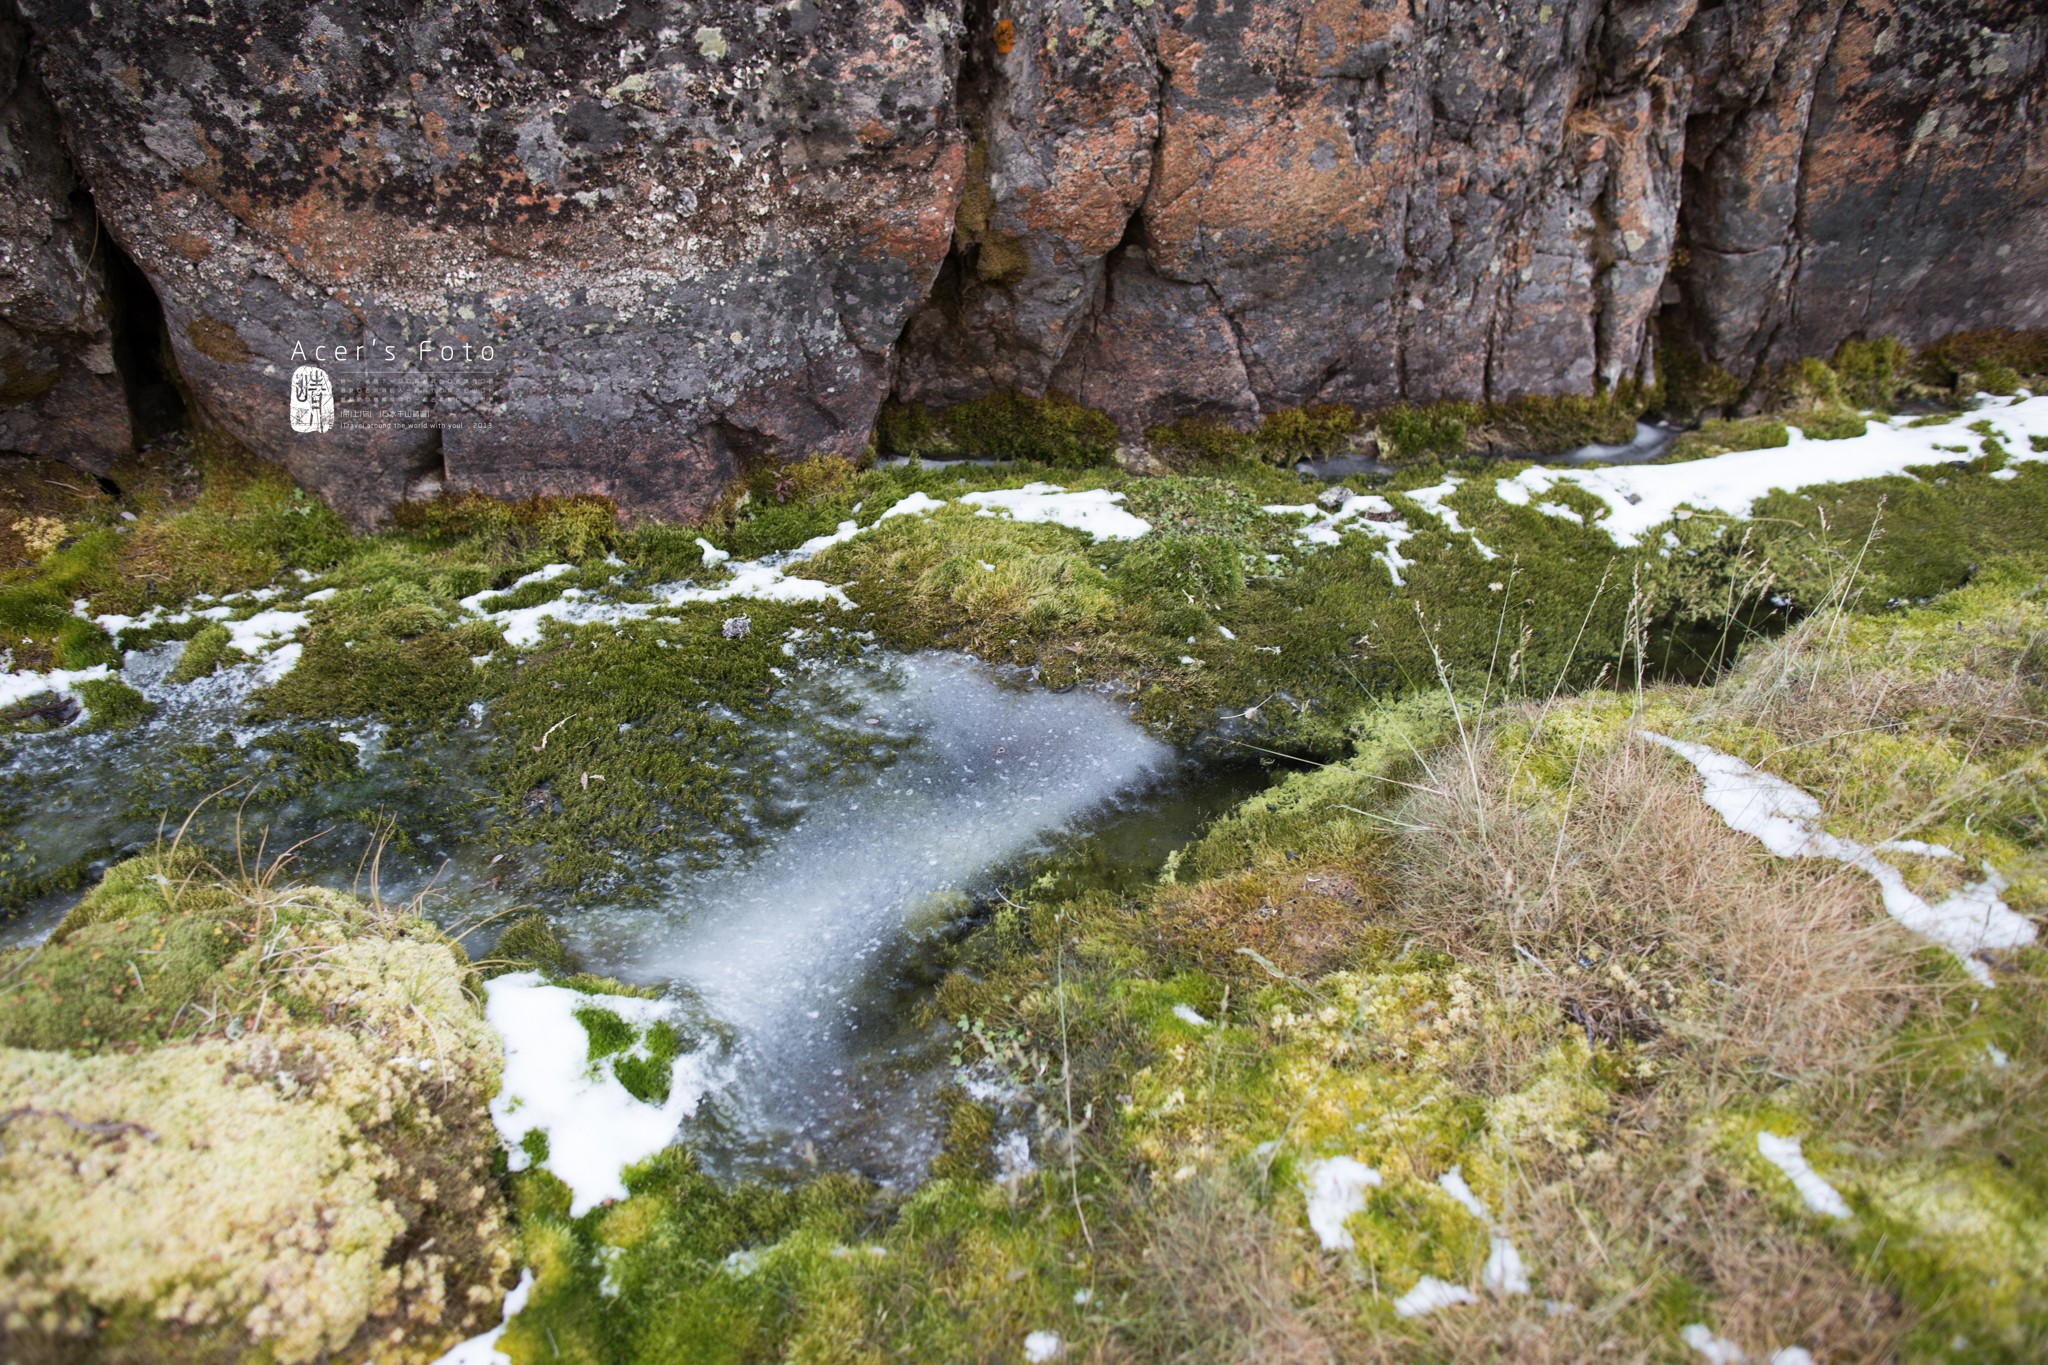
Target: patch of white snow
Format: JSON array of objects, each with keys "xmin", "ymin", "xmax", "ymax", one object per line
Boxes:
[
  {"xmin": 1301, "ymin": 1155, "xmax": 1381, "ymax": 1250},
  {"xmin": 430, "ymin": 1268, "xmax": 533, "ymax": 1365},
  {"xmin": 1023, "ymin": 1328, "xmax": 1063, "ymax": 1361},
  {"xmin": 1265, "ymin": 494, "xmax": 1416, "ymax": 584},
  {"xmin": 459, "ymin": 563, "xmax": 576, "ymax": 614},
  {"xmin": 222, "ymin": 609, "xmax": 309, "ymax": 654},
  {"xmin": 961, "ymin": 483, "xmax": 1151, "ymax": 540},
  {"xmin": 878, "ymin": 491, "xmax": 944, "ymax": 520},
  {"xmin": 1435, "ymin": 1167, "xmax": 1531, "ymax": 1296},
  {"xmin": 1393, "ymin": 1275, "xmax": 1478, "ymax": 1318},
  {"xmin": 1756, "ymin": 1131, "xmax": 1852, "ymax": 1219},
  {"xmin": 1496, "ymin": 397, "xmax": 2048, "ymax": 546},
  {"xmin": 1681, "ymin": 1323, "xmax": 1747, "ymax": 1364},
  {"xmin": 1643, "ymin": 732, "xmax": 2036, "ymax": 984},
  {"xmin": 0, "ymin": 664, "xmax": 111, "ymax": 710},
  {"xmin": 484, "ymin": 972, "xmax": 715, "ymax": 1216}
]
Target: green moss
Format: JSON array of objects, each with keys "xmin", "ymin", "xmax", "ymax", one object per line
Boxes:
[
  {"xmin": 1658, "ymin": 335, "xmax": 1745, "ymax": 420},
  {"xmin": 1148, "ymin": 404, "xmax": 1360, "ymax": 468},
  {"xmin": 570, "ymin": 1004, "xmax": 684, "ymax": 1104},
  {"xmin": 392, "ymin": 490, "xmax": 619, "ymax": 563},
  {"xmin": 1117, "ymin": 475, "xmax": 1306, "ymax": 549},
  {"xmin": 1744, "ymin": 467, "xmax": 2048, "ymax": 608},
  {"xmin": 0, "ymin": 856, "xmax": 511, "ymax": 1362},
  {"xmin": 1979, "ymin": 363, "xmax": 2024, "ymax": 397},
  {"xmin": 880, "ymin": 392, "xmax": 1118, "ymax": 469},
  {"xmin": 167, "ymin": 621, "xmax": 235, "ymax": 682},
  {"xmin": 875, "ymin": 399, "xmax": 938, "ymax": 457},
  {"xmin": 1374, "ymin": 401, "xmax": 1478, "ymax": 462},
  {"xmin": 1772, "ymin": 356, "xmax": 1843, "ymax": 411},
  {"xmin": 1916, "ymin": 329, "xmax": 2048, "ymax": 392},
  {"xmin": 495, "ymin": 913, "xmax": 577, "ymax": 977},
  {"xmin": 0, "ymin": 579, "xmax": 118, "ymax": 672},
  {"xmin": 1145, "ymin": 415, "xmax": 1258, "ymax": 464},
  {"xmin": 1798, "ymin": 409, "xmax": 1868, "ymax": 441},
  {"xmin": 498, "ymin": 1150, "xmax": 894, "ymax": 1365},
  {"xmin": 91, "ymin": 442, "xmax": 352, "ymax": 616},
  {"xmin": 72, "ymin": 677, "xmax": 154, "ymax": 731},
  {"xmin": 476, "ymin": 603, "xmax": 859, "ymax": 898},
  {"xmin": 257, "ymin": 595, "xmax": 493, "ymax": 724},
  {"xmin": 1490, "ymin": 384, "xmax": 1651, "ymax": 454},
  {"xmin": 1832, "ymin": 336, "xmax": 1910, "ymax": 412},
  {"xmin": 930, "ymin": 1090, "xmax": 996, "ymax": 1181},
  {"xmin": 1664, "ymin": 416, "xmax": 1791, "ymax": 462}
]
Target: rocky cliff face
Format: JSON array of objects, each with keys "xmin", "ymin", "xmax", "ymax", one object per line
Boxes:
[{"xmin": 1, "ymin": 0, "xmax": 2043, "ymax": 525}]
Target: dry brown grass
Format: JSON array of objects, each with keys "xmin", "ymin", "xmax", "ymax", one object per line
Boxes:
[
  {"xmin": 1718, "ymin": 565, "xmax": 2046, "ymax": 742},
  {"xmin": 1384, "ymin": 726, "xmax": 1927, "ymax": 1088},
  {"xmin": 1103, "ymin": 1171, "xmax": 1346, "ymax": 1365},
  {"xmin": 1390, "ymin": 1132, "xmax": 1911, "ymax": 1364},
  {"xmin": 1149, "ymin": 865, "xmax": 1385, "ymax": 980}
]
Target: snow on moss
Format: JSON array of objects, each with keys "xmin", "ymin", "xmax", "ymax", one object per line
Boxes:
[
  {"xmin": 1299, "ymin": 1155, "xmax": 1380, "ymax": 1250},
  {"xmin": 1756, "ymin": 1131, "xmax": 1852, "ymax": 1219},
  {"xmin": 960, "ymin": 483, "xmax": 1151, "ymax": 540},
  {"xmin": 1496, "ymin": 395, "xmax": 2048, "ymax": 546},
  {"xmin": 1643, "ymin": 732, "xmax": 2035, "ymax": 984},
  {"xmin": 484, "ymin": 972, "xmax": 716, "ymax": 1216}
]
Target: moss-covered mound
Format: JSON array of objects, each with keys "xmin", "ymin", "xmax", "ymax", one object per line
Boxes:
[{"xmin": 0, "ymin": 854, "xmax": 513, "ymax": 1363}]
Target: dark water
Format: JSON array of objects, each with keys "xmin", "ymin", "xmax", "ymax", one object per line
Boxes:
[{"xmin": 1, "ymin": 640, "xmax": 1276, "ymax": 1182}]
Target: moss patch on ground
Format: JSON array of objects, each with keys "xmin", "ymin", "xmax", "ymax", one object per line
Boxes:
[
  {"xmin": 350, "ymin": 563, "xmax": 2037, "ymax": 1364},
  {"xmin": 3, "ymin": 369, "xmax": 2045, "ymax": 1359},
  {"xmin": 0, "ymin": 853, "xmax": 514, "ymax": 1363}
]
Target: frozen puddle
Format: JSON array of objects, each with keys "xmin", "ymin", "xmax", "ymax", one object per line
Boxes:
[
  {"xmin": 568, "ymin": 652, "xmax": 1173, "ymax": 1180},
  {"xmin": 1643, "ymin": 732, "xmax": 2036, "ymax": 984}
]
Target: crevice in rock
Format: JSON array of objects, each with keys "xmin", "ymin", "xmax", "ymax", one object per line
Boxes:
[
  {"xmin": 715, "ymin": 419, "xmax": 776, "ymax": 484},
  {"xmin": 402, "ymin": 428, "xmax": 447, "ymax": 502},
  {"xmin": 91, "ymin": 212, "xmax": 187, "ymax": 450},
  {"xmin": 1201, "ymin": 277, "xmax": 1261, "ymax": 417},
  {"xmin": 881, "ymin": 0, "xmax": 993, "ymax": 405},
  {"xmin": 1763, "ymin": 0, "xmax": 1853, "ymax": 376}
]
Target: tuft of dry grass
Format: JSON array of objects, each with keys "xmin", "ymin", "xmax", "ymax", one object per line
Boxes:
[
  {"xmin": 1398, "ymin": 1138, "xmax": 1912, "ymax": 1364},
  {"xmin": 1104, "ymin": 1171, "xmax": 1345, "ymax": 1365},
  {"xmin": 1384, "ymin": 725, "xmax": 1927, "ymax": 1088},
  {"xmin": 1148, "ymin": 865, "xmax": 1384, "ymax": 980}
]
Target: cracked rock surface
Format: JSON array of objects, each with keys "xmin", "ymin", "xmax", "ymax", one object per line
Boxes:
[{"xmin": 1, "ymin": 0, "xmax": 2043, "ymax": 521}]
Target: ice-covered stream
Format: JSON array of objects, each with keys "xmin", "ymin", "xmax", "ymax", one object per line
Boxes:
[
  {"xmin": 2, "ymin": 626, "xmax": 1252, "ymax": 1182},
  {"xmin": 566, "ymin": 651, "xmax": 1189, "ymax": 1181}
]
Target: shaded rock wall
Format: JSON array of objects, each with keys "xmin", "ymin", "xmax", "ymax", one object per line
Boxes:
[
  {"xmin": 0, "ymin": 9, "xmax": 129, "ymax": 475},
  {"xmin": 9, "ymin": 0, "xmax": 964, "ymax": 522},
  {"xmin": 1, "ymin": 0, "xmax": 2043, "ymax": 524}
]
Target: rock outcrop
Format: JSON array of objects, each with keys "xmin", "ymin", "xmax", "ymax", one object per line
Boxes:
[
  {"xmin": 0, "ymin": 9, "xmax": 129, "ymax": 476},
  {"xmin": 9, "ymin": 0, "xmax": 965, "ymax": 523},
  {"xmin": 0, "ymin": 0, "xmax": 2043, "ymax": 524}
]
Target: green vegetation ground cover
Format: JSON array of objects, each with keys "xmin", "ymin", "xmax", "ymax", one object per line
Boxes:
[
  {"xmin": 1, "ymin": 331, "xmax": 2045, "ymax": 1359},
  {"xmin": 3, "ymin": 380, "xmax": 2047, "ymax": 913},
  {"xmin": 473, "ymin": 556, "xmax": 2048, "ymax": 1364}
]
